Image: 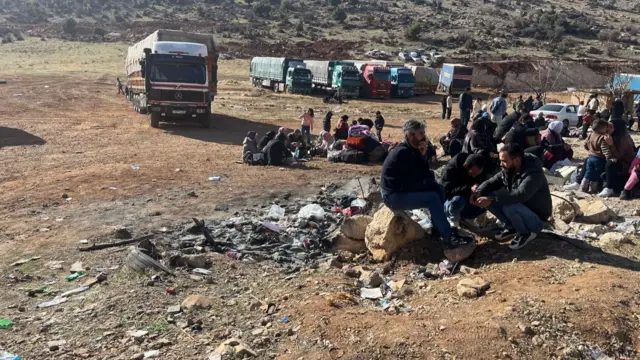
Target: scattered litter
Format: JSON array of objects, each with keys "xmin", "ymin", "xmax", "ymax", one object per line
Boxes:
[
  {"xmin": 60, "ymin": 285, "xmax": 90, "ymax": 298},
  {"xmin": 350, "ymin": 198, "xmax": 367, "ymax": 208},
  {"xmin": 44, "ymin": 261, "xmax": 64, "ymax": 270},
  {"xmin": 108, "ymin": 186, "xmax": 117, "ymax": 190},
  {"xmin": 55, "ymin": 217, "xmax": 64, "ymax": 222},
  {"xmin": 226, "ymin": 250, "xmax": 243, "ymax": 260},
  {"xmin": 460, "ymin": 265, "xmax": 478, "ymax": 275},
  {"xmin": 208, "ymin": 176, "xmax": 222, "ymax": 182},
  {"xmin": 159, "ymin": 227, "xmax": 168, "ymax": 233},
  {"xmin": 0, "ymin": 319, "xmax": 12, "ymax": 328},
  {"xmin": 411, "ymin": 209, "xmax": 433, "ymax": 230},
  {"xmin": 78, "ymin": 239, "xmax": 89, "ymax": 244},
  {"xmin": 192, "ymin": 268, "xmax": 211, "ymax": 275},
  {"xmin": 40, "ymin": 215, "xmax": 50, "ymax": 221},
  {"xmin": 281, "ymin": 316, "xmax": 289, "ymax": 323},
  {"xmin": 37, "ymin": 297, "xmax": 67, "ymax": 308},
  {"xmin": 267, "ymin": 204, "xmax": 285, "ymax": 219},
  {"xmin": 0, "ymin": 351, "xmax": 21, "ymax": 360},
  {"xmin": 166, "ymin": 287, "xmax": 176, "ymax": 295},
  {"xmin": 389, "ymin": 278, "xmax": 406, "ymax": 291},
  {"xmin": 131, "ymin": 164, "xmax": 141, "ymax": 170},
  {"xmin": 64, "ymin": 272, "xmax": 85, "ymax": 281},
  {"xmin": 323, "ymin": 292, "xmax": 359, "ymax": 308},
  {"xmin": 380, "ymin": 299, "xmax": 390, "ymax": 310},
  {"xmin": 144, "ymin": 350, "xmax": 160, "ymax": 358},
  {"xmin": 11, "ymin": 256, "xmax": 40, "ymax": 267},
  {"xmin": 39, "ymin": 228, "xmax": 50, "ymax": 232},
  {"xmin": 70, "ymin": 261, "xmax": 84, "ymax": 273},
  {"xmin": 298, "ymin": 204, "xmax": 326, "ymax": 220},
  {"xmin": 263, "ymin": 221, "xmax": 282, "ymax": 233},
  {"xmin": 360, "ymin": 287, "xmax": 383, "ymax": 299}
]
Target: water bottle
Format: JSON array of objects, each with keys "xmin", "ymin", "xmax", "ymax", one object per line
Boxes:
[
  {"xmin": 226, "ymin": 250, "xmax": 243, "ymax": 260},
  {"xmin": 0, "ymin": 351, "xmax": 21, "ymax": 360}
]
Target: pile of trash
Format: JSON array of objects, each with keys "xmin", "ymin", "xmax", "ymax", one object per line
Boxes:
[{"xmin": 128, "ymin": 178, "xmax": 382, "ymax": 273}]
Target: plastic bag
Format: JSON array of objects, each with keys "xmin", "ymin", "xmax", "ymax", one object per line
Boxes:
[
  {"xmin": 298, "ymin": 204, "xmax": 326, "ymax": 220},
  {"xmin": 267, "ymin": 205, "xmax": 285, "ymax": 220},
  {"xmin": 350, "ymin": 198, "xmax": 367, "ymax": 208}
]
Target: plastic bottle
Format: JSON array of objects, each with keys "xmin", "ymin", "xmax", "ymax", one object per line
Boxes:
[
  {"xmin": 64, "ymin": 271, "xmax": 85, "ymax": 281},
  {"xmin": 0, "ymin": 351, "xmax": 21, "ymax": 360},
  {"xmin": 226, "ymin": 250, "xmax": 243, "ymax": 260}
]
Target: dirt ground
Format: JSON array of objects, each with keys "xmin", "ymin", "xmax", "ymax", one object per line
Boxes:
[{"xmin": 1, "ymin": 41, "xmax": 639, "ymax": 360}]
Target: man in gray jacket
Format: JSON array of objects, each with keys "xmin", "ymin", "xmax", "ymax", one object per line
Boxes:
[{"xmin": 471, "ymin": 143, "xmax": 552, "ymax": 250}]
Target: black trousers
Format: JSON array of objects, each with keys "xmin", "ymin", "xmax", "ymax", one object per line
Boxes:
[
  {"xmin": 604, "ymin": 160, "xmax": 628, "ymax": 193},
  {"xmin": 442, "ymin": 106, "xmax": 451, "ymax": 120}
]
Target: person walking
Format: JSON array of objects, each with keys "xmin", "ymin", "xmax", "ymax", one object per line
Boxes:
[
  {"xmin": 446, "ymin": 93, "xmax": 453, "ymax": 120},
  {"xmin": 323, "ymin": 111, "xmax": 333, "ymax": 133},
  {"xmin": 441, "ymin": 94, "xmax": 448, "ymax": 120},
  {"xmin": 116, "ymin": 78, "xmax": 123, "ymax": 95},
  {"xmin": 513, "ymin": 95, "xmax": 524, "ymax": 113},
  {"xmin": 489, "ymin": 92, "xmax": 508, "ymax": 131},
  {"xmin": 459, "ymin": 87, "xmax": 473, "ymax": 128},
  {"xmin": 299, "ymin": 108, "xmax": 314, "ymax": 145},
  {"xmin": 577, "ymin": 101, "xmax": 586, "ymax": 127},
  {"xmin": 374, "ymin": 111, "xmax": 385, "ymax": 140}
]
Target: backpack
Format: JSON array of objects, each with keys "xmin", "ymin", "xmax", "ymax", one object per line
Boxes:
[
  {"xmin": 346, "ymin": 136, "xmax": 367, "ymax": 150},
  {"xmin": 340, "ymin": 150, "xmax": 366, "ymax": 164}
]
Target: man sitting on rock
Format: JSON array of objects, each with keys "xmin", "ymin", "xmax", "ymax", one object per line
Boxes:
[
  {"xmin": 381, "ymin": 119, "xmax": 475, "ymax": 250},
  {"xmin": 441, "ymin": 153, "xmax": 488, "ymax": 228},
  {"xmin": 472, "ymin": 143, "xmax": 552, "ymax": 250}
]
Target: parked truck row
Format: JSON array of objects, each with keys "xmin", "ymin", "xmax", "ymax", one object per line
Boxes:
[{"xmin": 248, "ymin": 57, "xmax": 470, "ymax": 100}]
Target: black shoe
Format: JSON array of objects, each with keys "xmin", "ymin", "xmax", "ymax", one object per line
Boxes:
[
  {"xmin": 494, "ymin": 228, "xmax": 517, "ymax": 240},
  {"xmin": 620, "ymin": 190, "xmax": 632, "ymax": 200},
  {"xmin": 443, "ymin": 233, "xmax": 474, "ymax": 249},
  {"xmin": 509, "ymin": 232, "xmax": 537, "ymax": 250}
]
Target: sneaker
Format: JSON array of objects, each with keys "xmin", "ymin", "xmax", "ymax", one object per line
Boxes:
[
  {"xmin": 509, "ymin": 232, "xmax": 537, "ymax": 250},
  {"xmin": 598, "ymin": 187, "xmax": 616, "ymax": 198},
  {"xmin": 447, "ymin": 217, "xmax": 460, "ymax": 228},
  {"xmin": 563, "ymin": 182, "xmax": 580, "ymax": 191},
  {"xmin": 620, "ymin": 190, "xmax": 632, "ymax": 200},
  {"xmin": 494, "ymin": 228, "xmax": 517, "ymax": 240},
  {"xmin": 443, "ymin": 233, "xmax": 474, "ymax": 249}
]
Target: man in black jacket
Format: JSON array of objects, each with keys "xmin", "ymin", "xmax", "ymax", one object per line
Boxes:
[
  {"xmin": 523, "ymin": 96, "xmax": 534, "ymax": 113},
  {"xmin": 493, "ymin": 110, "xmax": 521, "ymax": 143},
  {"xmin": 442, "ymin": 153, "xmax": 487, "ymax": 227},
  {"xmin": 374, "ymin": 111, "xmax": 385, "ymax": 140},
  {"xmin": 381, "ymin": 120, "xmax": 474, "ymax": 250},
  {"xmin": 459, "ymin": 87, "xmax": 473, "ymax": 128},
  {"xmin": 473, "ymin": 143, "xmax": 552, "ymax": 250},
  {"xmin": 264, "ymin": 133, "xmax": 293, "ymax": 166}
]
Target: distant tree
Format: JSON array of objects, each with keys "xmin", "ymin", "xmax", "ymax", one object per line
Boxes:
[
  {"xmin": 1, "ymin": 34, "xmax": 15, "ymax": 44},
  {"xmin": 62, "ymin": 18, "xmax": 77, "ymax": 35},
  {"xmin": 328, "ymin": 0, "xmax": 340, "ymax": 6},
  {"xmin": 253, "ymin": 0, "xmax": 272, "ymax": 17},
  {"xmin": 296, "ymin": 20, "xmax": 304, "ymax": 33},
  {"xmin": 280, "ymin": 0, "xmax": 294, "ymax": 11},
  {"xmin": 332, "ymin": 6, "xmax": 347, "ymax": 21},
  {"xmin": 94, "ymin": 27, "xmax": 107, "ymax": 37},
  {"xmin": 405, "ymin": 22, "xmax": 421, "ymax": 40}
]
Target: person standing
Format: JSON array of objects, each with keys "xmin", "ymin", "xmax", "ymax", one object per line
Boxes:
[
  {"xmin": 587, "ymin": 94, "xmax": 599, "ymax": 113},
  {"xmin": 299, "ymin": 108, "xmax": 314, "ymax": 145},
  {"xmin": 577, "ymin": 101, "xmax": 586, "ymax": 127},
  {"xmin": 322, "ymin": 111, "xmax": 333, "ymax": 133},
  {"xmin": 580, "ymin": 110, "xmax": 595, "ymax": 139},
  {"xmin": 611, "ymin": 98, "xmax": 625, "ymax": 121},
  {"xmin": 513, "ymin": 95, "xmax": 524, "ymax": 113},
  {"xmin": 116, "ymin": 78, "xmax": 123, "ymax": 95},
  {"xmin": 533, "ymin": 95, "xmax": 544, "ymax": 110},
  {"xmin": 459, "ymin": 87, "xmax": 473, "ymax": 128},
  {"xmin": 473, "ymin": 97, "xmax": 484, "ymax": 115},
  {"xmin": 523, "ymin": 96, "xmax": 534, "ymax": 113},
  {"xmin": 381, "ymin": 119, "xmax": 474, "ymax": 250},
  {"xmin": 473, "ymin": 143, "xmax": 552, "ymax": 250},
  {"xmin": 446, "ymin": 93, "xmax": 453, "ymax": 120},
  {"xmin": 374, "ymin": 111, "xmax": 385, "ymax": 140},
  {"xmin": 489, "ymin": 93, "xmax": 508, "ymax": 128},
  {"xmin": 441, "ymin": 95, "xmax": 448, "ymax": 120}
]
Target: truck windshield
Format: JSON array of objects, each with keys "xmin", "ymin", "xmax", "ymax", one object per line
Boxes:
[
  {"xmin": 398, "ymin": 75, "xmax": 414, "ymax": 83},
  {"xmin": 374, "ymin": 72, "xmax": 390, "ymax": 81},
  {"xmin": 293, "ymin": 70, "xmax": 312, "ymax": 80},
  {"xmin": 150, "ymin": 62, "xmax": 206, "ymax": 84},
  {"xmin": 342, "ymin": 71, "xmax": 360, "ymax": 81}
]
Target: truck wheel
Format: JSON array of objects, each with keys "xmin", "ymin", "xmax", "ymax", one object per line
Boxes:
[
  {"xmin": 199, "ymin": 115, "xmax": 212, "ymax": 129},
  {"xmin": 150, "ymin": 113, "xmax": 160, "ymax": 128}
]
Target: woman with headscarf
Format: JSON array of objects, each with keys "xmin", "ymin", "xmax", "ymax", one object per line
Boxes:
[
  {"xmin": 541, "ymin": 121, "xmax": 573, "ymax": 170},
  {"xmin": 333, "ymin": 115, "xmax": 349, "ymax": 140},
  {"xmin": 323, "ymin": 111, "xmax": 333, "ymax": 133},
  {"xmin": 257, "ymin": 131, "xmax": 276, "ymax": 152},
  {"xmin": 599, "ymin": 120, "xmax": 636, "ymax": 197},
  {"xmin": 242, "ymin": 131, "xmax": 261, "ymax": 164},
  {"xmin": 440, "ymin": 117, "xmax": 468, "ymax": 157}
]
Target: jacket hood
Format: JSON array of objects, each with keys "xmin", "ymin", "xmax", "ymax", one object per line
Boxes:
[{"xmin": 521, "ymin": 153, "xmax": 543, "ymax": 174}]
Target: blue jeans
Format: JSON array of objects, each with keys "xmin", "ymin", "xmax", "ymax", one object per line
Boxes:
[
  {"xmin": 445, "ymin": 196, "xmax": 486, "ymax": 222},
  {"xmin": 382, "ymin": 187, "xmax": 452, "ymax": 241},
  {"xmin": 584, "ymin": 155, "xmax": 606, "ymax": 182},
  {"xmin": 488, "ymin": 203, "xmax": 544, "ymax": 235},
  {"xmin": 301, "ymin": 125, "xmax": 311, "ymax": 145}
]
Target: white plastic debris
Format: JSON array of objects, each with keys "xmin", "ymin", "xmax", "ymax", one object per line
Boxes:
[
  {"xmin": 267, "ymin": 204, "xmax": 285, "ymax": 220},
  {"xmin": 37, "ymin": 297, "xmax": 67, "ymax": 308},
  {"xmin": 192, "ymin": 268, "xmax": 211, "ymax": 275},
  {"xmin": 360, "ymin": 287, "xmax": 383, "ymax": 299},
  {"xmin": 144, "ymin": 350, "xmax": 160, "ymax": 358},
  {"xmin": 60, "ymin": 286, "xmax": 90, "ymax": 298},
  {"xmin": 297, "ymin": 204, "xmax": 325, "ymax": 220},
  {"xmin": 263, "ymin": 221, "xmax": 282, "ymax": 233},
  {"xmin": 350, "ymin": 198, "xmax": 367, "ymax": 208}
]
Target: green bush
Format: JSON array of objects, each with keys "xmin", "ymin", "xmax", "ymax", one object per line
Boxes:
[
  {"xmin": 62, "ymin": 18, "xmax": 77, "ymax": 35},
  {"xmin": 94, "ymin": 27, "xmax": 107, "ymax": 37},
  {"xmin": 253, "ymin": 0, "xmax": 272, "ymax": 17},
  {"xmin": 405, "ymin": 22, "xmax": 421, "ymax": 40},
  {"xmin": 332, "ymin": 6, "xmax": 347, "ymax": 21}
]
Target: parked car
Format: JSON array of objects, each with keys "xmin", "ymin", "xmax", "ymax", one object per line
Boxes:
[
  {"xmin": 398, "ymin": 52, "xmax": 412, "ymax": 61},
  {"xmin": 529, "ymin": 103, "xmax": 580, "ymax": 130}
]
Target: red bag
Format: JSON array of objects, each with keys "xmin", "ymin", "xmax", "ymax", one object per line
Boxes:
[{"xmin": 346, "ymin": 136, "xmax": 366, "ymax": 150}]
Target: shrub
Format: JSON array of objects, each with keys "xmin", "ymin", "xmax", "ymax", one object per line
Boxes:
[
  {"xmin": 94, "ymin": 27, "xmax": 107, "ymax": 37},
  {"xmin": 280, "ymin": 0, "xmax": 294, "ymax": 11},
  {"xmin": 332, "ymin": 7, "xmax": 347, "ymax": 21},
  {"xmin": 253, "ymin": 1, "xmax": 272, "ymax": 17},
  {"xmin": 62, "ymin": 18, "xmax": 77, "ymax": 35},
  {"xmin": 2, "ymin": 34, "xmax": 14, "ymax": 44},
  {"xmin": 405, "ymin": 22, "xmax": 421, "ymax": 40},
  {"xmin": 328, "ymin": 0, "xmax": 340, "ymax": 6}
]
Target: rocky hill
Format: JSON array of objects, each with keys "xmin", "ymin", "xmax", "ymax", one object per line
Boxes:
[{"xmin": 1, "ymin": 0, "xmax": 640, "ymax": 60}]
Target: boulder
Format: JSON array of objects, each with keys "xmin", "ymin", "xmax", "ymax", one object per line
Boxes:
[
  {"xmin": 598, "ymin": 232, "xmax": 632, "ymax": 249},
  {"xmin": 365, "ymin": 207, "xmax": 426, "ymax": 262},
  {"xmin": 576, "ymin": 199, "xmax": 616, "ymax": 224},
  {"xmin": 181, "ymin": 295, "xmax": 212, "ymax": 312},
  {"xmin": 213, "ymin": 338, "xmax": 256, "ymax": 358},
  {"xmin": 443, "ymin": 229, "xmax": 477, "ymax": 262},
  {"xmin": 456, "ymin": 277, "xmax": 490, "ymax": 298},
  {"xmin": 340, "ymin": 215, "xmax": 373, "ymax": 240},
  {"xmin": 551, "ymin": 191, "xmax": 580, "ymax": 223},
  {"xmin": 332, "ymin": 234, "xmax": 368, "ymax": 253}
]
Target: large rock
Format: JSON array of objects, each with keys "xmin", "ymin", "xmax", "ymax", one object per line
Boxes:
[
  {"xmin": 340, "ymin": 215, "xmax": 373, "ymax": 240},
  {"xmin": 456, "ymin": 277, "xmax": 490, "ymax": 298},
  {"xmin": 576, "ymin": 199, "xmax": 616, "ymax": 224},
  {"xmin": 551, "ymin": 191, "xmax": 580, "ymax": 223},
  {"xmin": 365, "ymin": 207, "xmax": 426, "ymax": 262},
  {"xmin": 598, "ymin": 233, "xmax": 632, "ymax": 249},
  {"xmin": 213, "ymin": 338, "xmax": 256, "ymax": 358},
  {"xmin": 181, "ymin": 295, "xmax": 212, "ymax": 312},
  {"xmin": 444, "ymin": 241, "xmax": 477, "ymax": 263},
  {"xmin": 331, "ymin": 233, "xmax": 368, "ymax": 254}
]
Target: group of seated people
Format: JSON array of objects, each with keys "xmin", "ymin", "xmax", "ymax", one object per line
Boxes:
[{"xmin": 382, "ymin": 119, "xmax": 552, "ymax": 251}]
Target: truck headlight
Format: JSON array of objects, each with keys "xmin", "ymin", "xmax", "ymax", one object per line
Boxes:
[{"xmin": 196, "ymin": 109, "xmax": 206, "ymax": 114}]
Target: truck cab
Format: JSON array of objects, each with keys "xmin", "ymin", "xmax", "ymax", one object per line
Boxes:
[
  {"xmin": 360, "ymin": 64, "xmax": 391, "ymax": 99},
  {"xmin": 142, "ymin": 42, "xmax": 211, "ymax": 127},
  {"xmin": 438, "ymin": 63, "xmax": 473, "ymax": 95},
  {"xmin": 332, "ymin": 64, "xmax": 360, "ymax": 98},
  {"xmin": 285, "ymin": 66, "xmax": 312, "ymax": 95},
  {"xmin": 390, "ymin": 67, "xmax": 415, "ymax": 98}
]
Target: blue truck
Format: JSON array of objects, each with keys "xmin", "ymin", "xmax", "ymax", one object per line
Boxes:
[
  {"xmin": 390, "ymin": 66, "xmax": 415, "ymax": 98},
  {"xmin": 438, "ymin": 63, "xmax": 473, "ymax": 95}
]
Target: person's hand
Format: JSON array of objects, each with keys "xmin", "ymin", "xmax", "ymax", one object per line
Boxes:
[
  {"xmin": 471, "ymin": 184, "xmax": 479, "ymax": 193},
  {"xmin": 604, "ymin": 135, "xmax": 613, "ymax": 146},
  {"xmin": 611, "ymin": 158, "xmax": 618, "ymax": 163},
  {"xmin": 475, "ymin": 197, "xmax": 493, "ymax": 208},
  {"xmin": 418, "ymin": 142, "xmax": 428, "ymax": 156}
]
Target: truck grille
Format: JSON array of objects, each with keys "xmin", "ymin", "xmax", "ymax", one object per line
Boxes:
[{"xmin": 158, "ymin": 90, "xmax": 206, "ymax": 103}]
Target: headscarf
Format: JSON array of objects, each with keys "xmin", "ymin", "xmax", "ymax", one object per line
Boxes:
[
  {"xmin": 548, "ymin": 121, "xmax": 563, "ymax": 135},
  {"xmin": 247, "ymin": 131, "xmax": 257, "ymax": 141},
  {"xmin": 257, "ymin": 131, "xmax": 276, "ymax": 151},
  {"xmin": 450, "ymin": 118, "xmax": 461, "ymax": 127},
  {"xmin": 318, "ymin": 130, "xmax": 334, "ymax": 150}
]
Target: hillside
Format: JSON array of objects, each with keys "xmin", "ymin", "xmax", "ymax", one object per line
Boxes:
[{"xmin": 1, "ymin": 0, "xmax": 640, "ymax": 60}]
